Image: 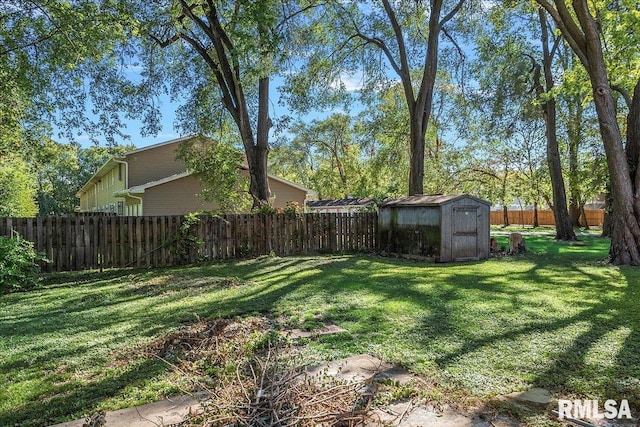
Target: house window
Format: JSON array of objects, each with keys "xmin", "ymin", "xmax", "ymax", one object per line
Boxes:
[{"xmin": 118, "ymin": 164, "xmax": 123, "ymax": 181}]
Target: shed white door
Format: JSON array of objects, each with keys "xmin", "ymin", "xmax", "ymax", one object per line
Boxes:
[{"xmin": 452, "ymin": 207, "xmax": 478, "ymax": 260}]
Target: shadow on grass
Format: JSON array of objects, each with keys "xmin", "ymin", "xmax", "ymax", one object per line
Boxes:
[
  {"xmin": 0, "ymin": 257, "xmax": 345, "ymax": 426},
  {"xmin": 0, "ymin": 359, "xmax": 166, "ymax": 427},
  {"xmin": 526, "ymin": 264, "xmax": 640, "ymax": 407},
  {"xmin": 3, "ymin": 236, "xmax": 639, "ymax": 425}
]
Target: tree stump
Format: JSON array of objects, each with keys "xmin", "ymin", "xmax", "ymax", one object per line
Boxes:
[
  {"xmin": 490, "ymin": 237, "xmax": 498, "ymax": 253},
  {"xmin": 509, "ymin": 233, "xmax": 526, "ymax": 254}
]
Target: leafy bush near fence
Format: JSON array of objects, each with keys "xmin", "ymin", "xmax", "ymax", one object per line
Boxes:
[{"xmin": 0, "ymin": 235, "xmax": 49, "ymax": 293}]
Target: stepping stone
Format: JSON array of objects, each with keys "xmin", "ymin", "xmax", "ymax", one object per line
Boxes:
[
  {"xmin": 369, "ymin": 401, "xmax": 495, "ymax": 426},
  {"xmin": 502, "ymin": 387, "xmax": 553, "ymax": 410},
  {"xmin": 306, "ymin": 355, "xmax": 522, "ymax": 427},
  {"xmin": 49, "ymin": 395, "xmax": 201, "ymax": 427},
  {"xmin": 306, "ymin": 354, "xmax": 415, "ymax": 385}
]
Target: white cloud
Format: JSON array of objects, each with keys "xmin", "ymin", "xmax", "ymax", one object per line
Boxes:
[{"xmin": 330, "ymin": 72, "xmax": 365, "ymax": 92}]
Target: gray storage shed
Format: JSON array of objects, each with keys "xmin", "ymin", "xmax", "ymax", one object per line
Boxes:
[{"xmin": 378, "ymin": 194, "xmax": 491, "ymax": 262}]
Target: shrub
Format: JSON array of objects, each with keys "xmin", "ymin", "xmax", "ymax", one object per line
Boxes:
[
  {"xmin": 169, "ymin": 213, "xmax": 204, "ymax": 264},
  {"xmin": 0, "ymin": 234, "xmax": 49, "ymax": 293},
  {"xmin": 254, "ymin": 203, "xmax": 277, "ymax": 215},
  {"xmin": 283, "ymin": 201, "xmax": 302, "ymax": 218}
]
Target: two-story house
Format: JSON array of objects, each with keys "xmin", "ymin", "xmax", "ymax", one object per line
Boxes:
[{"xmin": 75, "ymin": 136, "xmax": 317, "ymax": 215}]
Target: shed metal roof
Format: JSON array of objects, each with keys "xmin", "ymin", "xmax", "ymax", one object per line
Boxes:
[{"xmin": 378, "ymin": 194, "xmax": 491, "ymax": 207}]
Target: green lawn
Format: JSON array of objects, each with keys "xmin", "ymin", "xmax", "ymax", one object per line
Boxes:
[{"xmin": 1, "ymin": 234, "xmax": 639, "ymax": 426}]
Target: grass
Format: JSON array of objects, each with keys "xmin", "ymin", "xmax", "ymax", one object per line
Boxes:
[
  {"xmin": 1, "ymin": 234, "xmax": 640, "ymax": 426},
  {"xmin": 490, "ymin": 224, "xmax": 603, "ymax": 235}
]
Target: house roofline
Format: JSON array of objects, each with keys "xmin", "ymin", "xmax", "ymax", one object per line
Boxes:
[
  {"xmin": 267, "ymin": 173, "xmax": 318, "ymax": 195},
  {"xmin": 113, "ymin": 172, "xmax": 192, "ymax": 196},
  {"xmin": 121, "ymin": 135, "xmax": 198, "ymax": 156},
  {"xmin": 75, "ymin": 158, "xmax": 119, "ymax": 197},
  {"xmin": 113, "ymin": 170, "xmax": 317, "ymax": 198},
  {"xmin": 237, "ymin": 164, "xmax": 317, "ymax": 195}
]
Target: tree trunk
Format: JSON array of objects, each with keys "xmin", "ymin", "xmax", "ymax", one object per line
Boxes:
[
  {"xmin": 601, "ymin": 189, "xmax": 612, "ymax": 237},
  {"xmin": 250, "ymin": 75, "xmax": 272, "ymax": 208},
  {"xmin": 247, "ymin": 146, "xmax": 270, "ymax": 208},
  {"xmin": 567, "ymin": 96, "xmax": 583, "ymax": 227},
  {"xmin": 169, "ymin": 3, "xmax": 273, "ymax": 209},
  {"xmin": 545, "ymin": 99, "xmax": 576, "ymax": 240},
  {"xmin": 538, "ymin": 8, "xmax": 576, "ymax": 241},
  {"xmin": 627, "ymin": 80, "xmax": 640, "ymax": 185},
  {"xmin": 583, "ymin": 32, "xmax": 640, "ymax": 264},
  {"xmin": 569, "ymin": 202, "xmax": 581, "ymax": 226},
  {"xmin": 533, "ymin": 201, "xmax": 539, "ymax": 228},
  {"xmin": 408, "ymin": 115, "xmax": 426, "ymax": 195},
  {"xmin": 401, "ymin": 0, "xmax": 458, "ymax": 196},
  {"xmin": 580, "ymin": 203, "xmax": 589, "ymax": 230},
  {"xmin": 629, "ymin": 80, "xmax": 640, "ymax": 199},
  {"xmin": 374, "ymin": 0, "xmax": 465, "ymax": 197},
  {"xmin": 502, "ymin": 204, "xmax": 510, "ymax": 227}
]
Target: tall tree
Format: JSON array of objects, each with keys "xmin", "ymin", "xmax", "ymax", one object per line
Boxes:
[
  {"xmin": 557, "ymin": 58, "xmax": 606, "ymax": 228},
  {"xmin": 510, "ymin": 120, "xmax": 551, "ymax": 228},
  {"xmin": 462, "ymin": 9, "xmax": 539, "ymax": 222},
  {"xmin": 528, "ymin": 8, "xmax": 575, "ymax": 240},
  {"xmin": 33, "ymin": 142, "xmax": 136, "ymax": 215},
  {"xmin": 34, "ymin": 141, "xmax": 81, "ymax": 215},
  {"xmin": 138, "ymin": 1, "xmax": 309, "ymax": 208},
  {"xmin": 0, "ymin": 1, "xmax": 142, "ymax": 147},
  {"xmin": 358, "ymin": 86, "xmax": 411, "ymax": 197},
  {"xmin": 535, "ymin": 0, "xmax": 640, "ymax": 264},
  {"xmin": 2, "ymin": 1, "xmax": 303, "ymax": 209},
  {"xmin": 285, "ymin": 0, "xmax": 468, "ymax": 196}
]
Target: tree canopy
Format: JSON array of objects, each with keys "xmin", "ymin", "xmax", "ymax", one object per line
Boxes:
[{"xmin": 2, "ymin": 0, "xmax": 639, "ymax": 263}]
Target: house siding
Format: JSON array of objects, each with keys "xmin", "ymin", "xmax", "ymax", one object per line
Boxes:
[
  {"xmin": 141, "ymin": 173, "xmax": 310, "ymax": 216},
  {"xmin": 126, "ymin": 141, "xmax": 187, "ymax": 187},
  {"xmin": 268, "ymin": 177, "xmax": 308, "ymax": 209},
  {"xmin": 143, "ymin": 176, "xmax": 216, "ymax": 216},
  {"xmin": 78, "ymin": 164, "xmax": 126, "ymax": 212}
]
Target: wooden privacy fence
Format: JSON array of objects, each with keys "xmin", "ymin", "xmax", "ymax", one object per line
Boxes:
[
  {"xmin": 0, "ymin": 213, "xmax": 378, "ymax": 272},
  {"xmin": 490, "ymin": 209, "xmax": 604, "ymax": 227}
]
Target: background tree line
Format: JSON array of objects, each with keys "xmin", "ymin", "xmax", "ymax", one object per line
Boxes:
[{"xmin": 1, "ymin": 1, "xmax": 637, "ymax": 263}]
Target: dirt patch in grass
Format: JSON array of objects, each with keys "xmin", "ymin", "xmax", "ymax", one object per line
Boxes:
[
  {"xmin": 110, "ymin": 316, "xmax": 271, "ymax": 384},
  {"xmin": 137, "ymin": 316, "xmax": 267, "ymax": 362}
]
